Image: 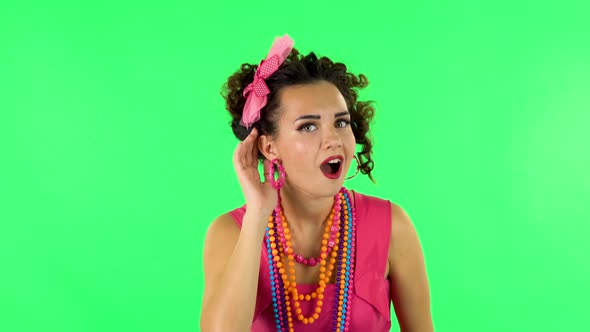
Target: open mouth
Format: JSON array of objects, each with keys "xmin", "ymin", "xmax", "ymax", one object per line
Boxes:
[{"xmin": 320, "ymin": 159, "xmax": 342, "ymax": 177}]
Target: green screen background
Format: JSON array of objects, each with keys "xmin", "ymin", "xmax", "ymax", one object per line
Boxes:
[{"xmin": 2, "ymin": 1, "xmax": 589, "ymax": 331}]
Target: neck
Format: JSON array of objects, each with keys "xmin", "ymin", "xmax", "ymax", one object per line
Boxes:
[{"xmin": 278, "ymin": 185, "xmax": 340, "ymax": 234}]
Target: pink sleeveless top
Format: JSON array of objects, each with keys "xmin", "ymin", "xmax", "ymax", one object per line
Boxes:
[{"xmin": 229, "ymin": 191, "xmax": 393, "ymax": 331}]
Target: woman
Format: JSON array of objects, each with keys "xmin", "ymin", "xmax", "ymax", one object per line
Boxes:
[{"xmin": 201, "ymin": 34, "xmax": 433, "ymax": 332}]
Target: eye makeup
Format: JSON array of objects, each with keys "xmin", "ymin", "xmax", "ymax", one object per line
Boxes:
[{"xmin": 297, "ymin": 119, "xmax": 350, "ymax": 132}]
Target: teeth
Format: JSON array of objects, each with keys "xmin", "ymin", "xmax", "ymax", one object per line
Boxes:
[{"xmin": 328, "ymin": 159, "xmax": 341, "ymax": 164}]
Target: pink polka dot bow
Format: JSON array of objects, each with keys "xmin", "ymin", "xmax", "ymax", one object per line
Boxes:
[{"xmin": 240, "ymin": 34, "xmax": 294, "ymax": 129}]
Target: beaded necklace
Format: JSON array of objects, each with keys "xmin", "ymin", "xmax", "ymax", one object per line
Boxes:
[{"xmin": 265, "ymin": 187, "xmax": 356, "ymax": 332}]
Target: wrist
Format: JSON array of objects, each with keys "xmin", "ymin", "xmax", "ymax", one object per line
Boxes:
[{"xmin": 242, "ymin": 211, "xmax": 271, "ymax": 233}]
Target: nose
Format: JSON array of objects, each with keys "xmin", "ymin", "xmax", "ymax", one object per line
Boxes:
[{"xmin": 322, "ymin": 127, "xmax": 343, "ymax": 151}]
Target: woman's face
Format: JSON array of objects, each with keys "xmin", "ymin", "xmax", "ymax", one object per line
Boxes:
[{"xmin": 259, "ymin": 80, "xmax": 357, "ymax": 196}]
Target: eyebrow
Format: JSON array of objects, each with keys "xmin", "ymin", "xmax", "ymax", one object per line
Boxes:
[{"xmin": 293, "ymin": 111, "xmax": 350, "ymax": 123}]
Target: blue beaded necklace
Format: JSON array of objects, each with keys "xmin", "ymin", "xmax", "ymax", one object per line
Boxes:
[{"xmin": 265, "ymin": 187, "xmax": 356, "ymax": 332}]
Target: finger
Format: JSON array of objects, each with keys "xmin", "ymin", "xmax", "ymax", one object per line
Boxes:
[
  {"xmin": 233, "ymin": 142, "xmax": 246, "ymax": 172},
  {"xmin": 234, "ymin": 133, "xmax": 251, "ymax": 167},
  {"xmin": 244, "ymin": 128, "xmax": 256, "ymax": 166},
  {"xmin": 250, "ymin": 129, "xmax": 260, "ymax": 165},
  {"xmin": 233, "ymin": 139, "xmax": 242, "ymax": 164}
]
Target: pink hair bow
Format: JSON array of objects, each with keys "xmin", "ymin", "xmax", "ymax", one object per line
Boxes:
[{"xmin": 240, "ymin": 34, "xmax": 294, "ymax": 129}]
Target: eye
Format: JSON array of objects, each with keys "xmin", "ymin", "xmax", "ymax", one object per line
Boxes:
[
  {"xmin": 336, "ymin": 119, "xmax": 351, "ymax": 128},
  {"xmin": 298, "ymin": 123, "xmax": 317, "ymax": 132}
]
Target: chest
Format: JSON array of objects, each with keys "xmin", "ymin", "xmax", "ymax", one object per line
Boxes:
[
  {"xmin": 281, "ymin": 243, "xmax": 390, "ymax": 285},
  {"xmin": 272, "ymin": 192, "xmax": 392, "ymax": 285},
  {"xmin": 278, "ymin": 255, "xmax": 339, "ymax": 285}
]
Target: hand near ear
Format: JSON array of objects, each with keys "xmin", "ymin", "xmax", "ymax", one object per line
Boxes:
[{"xmin": 233, "ymin": 128, "xmax": 279, "ymax": 223}]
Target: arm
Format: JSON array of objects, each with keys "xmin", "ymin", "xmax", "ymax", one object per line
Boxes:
[
  {"xmin": 200, "ymin": 212, "xmax": 268, "ymax": 332},
  {"xmin": 388, "ymin": 203, "xmax": 434, "ymax": 332}
]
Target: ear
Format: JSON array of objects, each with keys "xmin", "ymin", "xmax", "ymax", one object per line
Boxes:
[{"xmin": 258, "ymin": 134, "xmax": 280, "ymax": 161}]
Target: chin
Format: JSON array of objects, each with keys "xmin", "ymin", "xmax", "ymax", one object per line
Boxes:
[{"xmin": 321, "ymin": 180, "xmax": 344, "ymax": 196}]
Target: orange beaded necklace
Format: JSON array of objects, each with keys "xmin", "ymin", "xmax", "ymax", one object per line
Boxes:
[
  {"xmin": 268, "ymin": 191, "xmax": 344, "ymax": 328},
  {"xmin": 266, "ymin": 187, "xmax": 356, "ymax": 332}
]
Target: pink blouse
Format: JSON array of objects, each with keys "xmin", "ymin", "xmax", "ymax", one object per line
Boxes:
[{"xmin": 229, "ymin": 191, "xmax": 393, "ymax": 331}]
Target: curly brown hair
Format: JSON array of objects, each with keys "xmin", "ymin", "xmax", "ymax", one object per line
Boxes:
[{"xmin": 220, "ymin": 48, "xmax": 376, "ymax": 183}]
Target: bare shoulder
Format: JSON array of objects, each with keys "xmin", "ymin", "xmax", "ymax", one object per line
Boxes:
[
  {"xmin": 387, "ymin": 201, "xmax": 434, "ymax": 331},
  {"xmin": 390, "ymin": 202, "xmax": 411, "ymax": 225},
  {"xmin": 202, "ymin": 212, "xmax": 241, "ymax": 307},
  {"xmin": 383, "ymin": 202, "xmax": 414, "ymax": 275},
  {"xmin": 203, "ymin": 212, "xmax": 242, "ymax": 270},
  {"xmin": 388, "ymin": 201, "xmax": 423, "ymax": 265},
  {"xmin": 204, "ymin": 212, "xmax": 241, "ymax": 245},
  {"xmin": 390, "ymin": 202, "xmax": 415, "ymax": 235}
]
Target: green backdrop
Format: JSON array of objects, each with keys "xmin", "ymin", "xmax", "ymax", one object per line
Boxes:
[{"xmin": 1, "ymin": 1, "xmax": 589, "ymax": 331}]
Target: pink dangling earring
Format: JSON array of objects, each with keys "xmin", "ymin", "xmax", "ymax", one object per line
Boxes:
[
  {"xmin": 267, "ymin": 158, "xmax": 286, "ymax": 190},
  {"xmin": 345, "ymin": 155, "xmax": 360, "ymax": 180}
]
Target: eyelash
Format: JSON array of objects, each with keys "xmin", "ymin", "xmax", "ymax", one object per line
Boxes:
[{"xmin": 298, "ymin": 119, "xmax": 351, "ymax": 132}]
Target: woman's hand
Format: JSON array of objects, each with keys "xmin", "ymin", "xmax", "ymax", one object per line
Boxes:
[{"xmin": 233, "ymin": 128, "xmax": 278, "ymax": 223}]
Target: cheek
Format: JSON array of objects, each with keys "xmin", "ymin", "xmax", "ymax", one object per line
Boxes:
[
  {"xmin": 345, "ymin": 133, "xmax": 356, "ymax": 152},
  {"xmin": 281, "ymin": 141, "xmax": 318, "ymax": 176},
  {"xmin": 283, "ymin": 141, "xmax": 308, "ymax": 159},
  {"xmin": 282, "ymin": 141, "xmax": 313, "ymax": 165}
]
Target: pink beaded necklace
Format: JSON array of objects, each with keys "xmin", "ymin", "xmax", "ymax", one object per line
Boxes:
[
  {"xmin": 274, "ymin": 195, "xmax": 341, "ymax": 267},
  {"xmin": 265, "ymin": 187, "xmax": 357, "ymax": 332}
]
